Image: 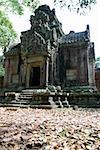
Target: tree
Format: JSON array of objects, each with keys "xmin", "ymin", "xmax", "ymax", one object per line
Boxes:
[
  {"xmin": 0, "ymin": 11, "xmax": 17, "ymax": 52},
  {"xmin": 53, "ymin": 0, "xmax": 97, "ymax": 13},
  {"xmin": 0, "ymin": 0, "xmax": 39, "ymax": 15},
  {"xmin": 0, "ymin": 0, "xmax": 39, "ymax": 53}
]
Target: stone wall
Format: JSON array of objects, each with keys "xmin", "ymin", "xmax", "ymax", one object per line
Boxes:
[
  {"xmin": 4, "ymin": 55, "xmax": 20, "ymax": 88},
  {"xmin": 58, "ymin": 43, "xmax": 90, "ymax": 87}
]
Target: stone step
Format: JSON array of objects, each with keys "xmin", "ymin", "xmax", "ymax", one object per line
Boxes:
[
  {"xmin": 22, "ymin": 89, "xmax": 35, "ymax": 92},
  {"xmin": 21, "ymin": 91, "xmax": 33, "ymax": 94},
  {"xmin": 10, "ymin": 100, "xmax": 30, "ymax": 104},
  {"xmin": 31, "ymin": 101, "xmax": 50, "ymax": 105},
  {"xmin": 11, "ymin": 99, "xmax": 51, "ymax": 105},
  {"xmin": 19, "ymin": 95, "xmax": 33, "ymax": 98},
  {"xmin": 21, "ymin": 92, "xmax": 33, "ymax": 94},
  {"xmin": 18, "ymin": 91, "xmax": 33, "ymax": 100},
  {"xmin": 0, "ymin": 103, "xmax": 53, "ymax": 109},
  {"xmin": 18, "ymin": 98, "xmax": 32, "ymax": 101},
  {"xmin": 20, "ymin": 94, "xmax": 33, "ymax": 97},
  {"xmin": 22, "ymin": 89, "xmax": 47, "ymax": 94},
  {"xmin": 22, "ymin": 90, "xmax": 39, "ymax": 94},
  {"xmin": 21, "ymin": 92, "xmax": 33, "ymax": 95}
]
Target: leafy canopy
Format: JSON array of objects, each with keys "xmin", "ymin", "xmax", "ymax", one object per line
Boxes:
[
  {"xmin": 0, "ymin": 0, "xmax": 39, "ymax": 15},
  {"xmin": 54, "ymin": 0, "xmax": 97, "ymax": 13},
  {"xmin": 0, "ymin": 11, "xmax": 17, "ymax": 49},
  {"xmin": 0, "ymin": 0, "xmax": 39, "ymax": 52}
]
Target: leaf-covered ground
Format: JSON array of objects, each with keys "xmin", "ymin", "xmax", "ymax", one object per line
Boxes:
[{"xmin": 0, "ymin": 107, "xmax": 100, "ymax": 150}]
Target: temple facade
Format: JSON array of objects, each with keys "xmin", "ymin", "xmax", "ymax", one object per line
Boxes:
[{"xmin": 4, "ymin": 5, "xmax": 95, "ymax": 89}]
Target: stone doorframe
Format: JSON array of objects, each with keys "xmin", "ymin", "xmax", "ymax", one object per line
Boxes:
[{"xmin": 26, "ymin": 56, "xmax": 45, "ymax": 88}]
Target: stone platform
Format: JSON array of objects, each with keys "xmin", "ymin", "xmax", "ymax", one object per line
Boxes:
[{"xmin": 0, "ymin": 87, "xmax": 100, "ymax": 108}]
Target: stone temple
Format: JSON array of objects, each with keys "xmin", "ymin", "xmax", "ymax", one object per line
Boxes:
[{"xmin": 4, "ymin": 5, "xmax": 95, "ymax": 89}]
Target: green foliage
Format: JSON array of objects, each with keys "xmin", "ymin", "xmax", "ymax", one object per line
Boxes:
[
  {"xmin": 0, "ymin": 0, "xmax": 39, "ymax": 53},
  {"xmin": 54, "ymin": 0, "xmax": 97, "ymax": 13},
  {"xmin": 0, "ymin": 11, "xmax": 17, "ymax": 50},
  {"xmin": 0, "ymin": 0, "xmax": 23, "ymax": 15},
  {"xmin": 0, "ymin": 0, "xmax": 39, "ymax": 15},
  {"xmin": 23, "ymin": 0, "xmax": 40, "ymax": 12}
]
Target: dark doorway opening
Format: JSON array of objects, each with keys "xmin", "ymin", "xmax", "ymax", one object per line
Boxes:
[{"xmin": 29, "ymin": 67, "xmax": 40, "ymax": 87}]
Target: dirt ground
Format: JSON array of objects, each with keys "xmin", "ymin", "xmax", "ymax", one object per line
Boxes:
[{"xmin": 0, "ymin": 107, "xmax": 100, "ymax": 150}]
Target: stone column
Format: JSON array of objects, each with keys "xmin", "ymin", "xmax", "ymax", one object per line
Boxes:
[
  {"xmin": 24, "ymin": 58, "xmax": 27, "ymax": 87},
  {"xmin": 26, "ymin": 64, "xmax": 30, "ymax": 88},
  {"xmin": 87, "ymin": 44, "xmax": 92, "ymax": 86},
  {"xmin": 46, "ymin": 40, "xmax": 51, "ymax": 88},
  {"xmin": 4, "ymin": 58, "xmax": 12, "ymax": 87},
  {"xmin": 4, "ymin": 58, "xmax": 9, "ymax": 87},
  {"xmin": 88, "ymin": 43, "xmax": 95, "ymax": 86},
  {"xmin": 19, "ymin": 56, "xmax": 27, "ymax": 87},
  {"xmin": 51, "ymin": 51, "xmax": 54, "ymax": 84},
  {"xmin": 46, "ymin": 57, "xmax": 49, "ymax": 88}
]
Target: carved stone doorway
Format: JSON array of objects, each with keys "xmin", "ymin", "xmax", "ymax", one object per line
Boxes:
[{"xmin": 29, "ymin": 67, "xmax": 40, "ymax": 87}]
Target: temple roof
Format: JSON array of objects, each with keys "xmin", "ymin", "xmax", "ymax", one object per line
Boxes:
[
  {"xmin": 59, "ymin": 25, "xmax": 90, "ymax": 45},
  {"xmin": 5, "ymin": 43, "xmax": 21, "ymax": 56}
]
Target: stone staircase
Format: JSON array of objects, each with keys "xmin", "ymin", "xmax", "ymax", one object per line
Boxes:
[
  {"xmin": 1, "ymin": 89, "xmax": 70, "ymax": 108},
  {"xmin": 4, "ymin": 89, "xmax": 52, "ymax": 108},
  {"xmin": 18, "ymin": 89, "xmax": 34, "ymax": 101}
]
